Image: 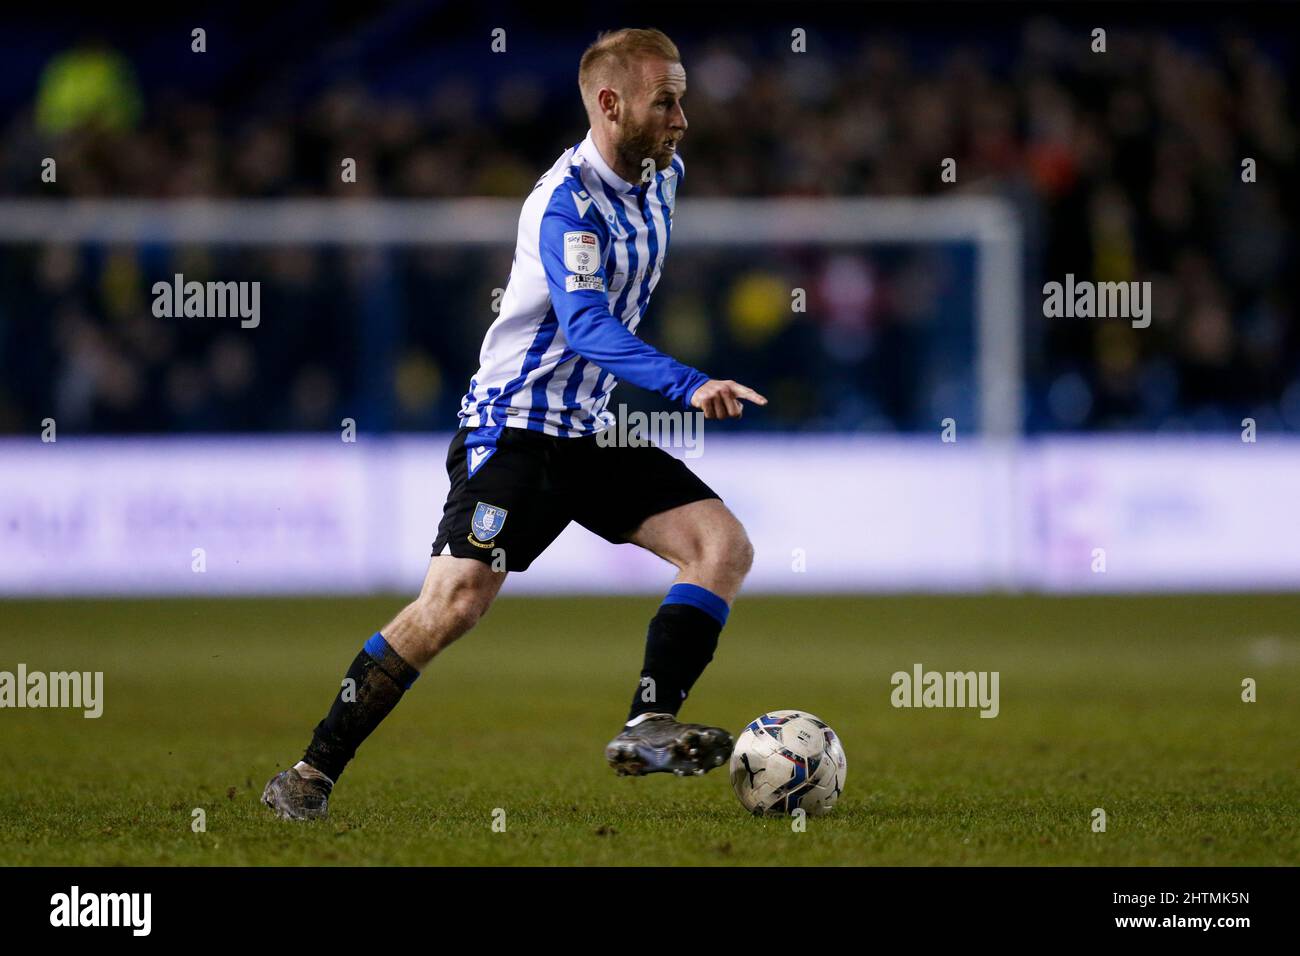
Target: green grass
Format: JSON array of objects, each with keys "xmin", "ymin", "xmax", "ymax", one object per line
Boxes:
[{"xmin": 1, "ymin": 594, "xmax": 1297, "ymax": 866}]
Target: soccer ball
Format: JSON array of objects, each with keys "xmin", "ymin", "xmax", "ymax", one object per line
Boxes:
[{"xmin": 729, "ymin": 710, "xmax": 847, "ymax": 816}]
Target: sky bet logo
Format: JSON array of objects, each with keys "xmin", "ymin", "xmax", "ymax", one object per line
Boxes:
[{"xmin": 50, "ymin": 886, "xmax": 151, "ymax": 936}]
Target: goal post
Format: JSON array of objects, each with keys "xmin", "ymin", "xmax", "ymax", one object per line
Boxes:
[{"xmin": 0, "ymin": 196, "xmax": 1025, "ymax": 437}]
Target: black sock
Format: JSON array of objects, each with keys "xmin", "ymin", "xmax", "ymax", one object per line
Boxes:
[
  {"xmin": 627, "ymin": 584, "xmax": 729, "ymax": 723},
  {"xmin": 302, "ymin": 632, "xmax": 419, "ymax": 782}
]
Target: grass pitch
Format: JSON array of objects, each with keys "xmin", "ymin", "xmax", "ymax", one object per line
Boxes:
[{"xmin": 0, "ymin": 594, "xmax": 1297, "ymax": 866}]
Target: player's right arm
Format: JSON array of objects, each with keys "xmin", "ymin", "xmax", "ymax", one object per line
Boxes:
[{"xmin": 539, "ymin": 184, "xmax": 764, "ymax": 415}]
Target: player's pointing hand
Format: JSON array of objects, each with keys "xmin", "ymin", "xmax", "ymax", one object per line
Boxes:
[{"xmin": 690, "ymin": 380, "xmax": 768, "ymax": 420}]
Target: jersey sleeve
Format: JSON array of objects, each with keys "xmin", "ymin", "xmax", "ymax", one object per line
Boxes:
[{"xmin": 538, "ymin": 182, "xmax": 709, "ymax": 408}]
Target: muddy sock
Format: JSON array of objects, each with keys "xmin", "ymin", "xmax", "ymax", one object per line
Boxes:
[{"xmin": 301, "ymin": 632, "xmax": 418, "ymax": 782}]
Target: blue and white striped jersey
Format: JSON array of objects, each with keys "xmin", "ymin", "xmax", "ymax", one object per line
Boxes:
[{"xmin": 457, "ymin": 130, "xmax": 707, "ymax": 446}]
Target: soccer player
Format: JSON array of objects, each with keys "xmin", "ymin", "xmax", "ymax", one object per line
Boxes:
[{"xmin": 263, "ymin": 27, "xmax": 766, "ymax": 819}]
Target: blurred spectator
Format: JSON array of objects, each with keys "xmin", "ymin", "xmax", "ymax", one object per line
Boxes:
[
  {"xmin": 0, "ymin": 19, "xmax": 1293, "ymax": 434},
  {"xmin": 35, "ymin": 40, "xmax": 142, "ymax": 135}
]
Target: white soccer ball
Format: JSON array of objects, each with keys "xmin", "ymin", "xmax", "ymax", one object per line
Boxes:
[{"xmin": 729, "ymin": 710, "xmax": 847, "ymax": 816}]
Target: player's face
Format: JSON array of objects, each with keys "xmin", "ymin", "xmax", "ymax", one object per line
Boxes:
[{"xmin": 619, "ymin": 58, "xmax": 687, "ymax": 173}]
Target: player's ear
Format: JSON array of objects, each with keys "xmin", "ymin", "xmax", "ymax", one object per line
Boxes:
[{"xmin": 598, "ymin": 86, "xmax": 620, "ymax": 121}]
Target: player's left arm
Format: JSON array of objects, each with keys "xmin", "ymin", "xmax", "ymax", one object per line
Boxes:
[
  {"xmin": 538, "ymin": 183, "xmax": 765, "ymax": 418},
  {"xmin": 688, "ymin": 378, "xmax": 767, "ymax": 420},
  {"xmin": 539, "ymin": 186, "xmax": 708, "ymax": 407}
]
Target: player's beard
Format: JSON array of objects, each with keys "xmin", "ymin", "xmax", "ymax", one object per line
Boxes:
[{"xmin": 616, "ymin": 116, "xmax": 673, "ymax": 176}]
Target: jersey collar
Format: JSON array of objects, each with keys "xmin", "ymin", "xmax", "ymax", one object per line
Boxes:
[{"xmin": 577, "ymin": 130, "xmax": 641, "ymax": 195}]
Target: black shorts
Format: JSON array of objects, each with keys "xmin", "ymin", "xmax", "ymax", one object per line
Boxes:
[{"xmin": 431, "ymin": 426, "xmax": 721, "ymax": 572}]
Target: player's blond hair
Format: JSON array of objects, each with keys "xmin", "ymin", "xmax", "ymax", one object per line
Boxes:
[{"xmin": 579, "ymin": 28, "xmax": 681, "ymax": 119}]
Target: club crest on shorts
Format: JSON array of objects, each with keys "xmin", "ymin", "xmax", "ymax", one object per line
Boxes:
[{"xmin": 470, "ymin": 501, "xmax": 508, "ymax": 543}]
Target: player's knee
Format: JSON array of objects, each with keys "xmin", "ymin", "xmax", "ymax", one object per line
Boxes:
[
  {"xmin": 409, "ymin": 574, "xmax": 495, "ymax": 647},
  {"xmin": 432, "ymin": 581, "xmax": 492, "ymax": 637},
  {"xmin": 740, "ymin": 528, "xmax": 756, "ymax": 575},
  {"xmin": 442, "ymin": 584, "xmax": 492, "ymax": 634},
  {"xmin": 729, "ymin": 524, "xmax": 755, "ymax": 578},
  {"xmin": 705, "ymin": 519, "xmax": 753, "ymax": 582}
]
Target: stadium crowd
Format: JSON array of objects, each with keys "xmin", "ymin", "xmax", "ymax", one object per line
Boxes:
[{"xmin": 0, "ymin": 18, "xmax": 1294, "ymax": 434}]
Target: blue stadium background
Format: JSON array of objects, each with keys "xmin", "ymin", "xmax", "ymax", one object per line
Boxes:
[{"xmin": 0, "ymin": 1, "xmax": 1294, "ymax": 436}]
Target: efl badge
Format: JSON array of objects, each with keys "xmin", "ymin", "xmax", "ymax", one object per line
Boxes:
[
  {"xmin": 564, "ymin": 231, "xmax": 598, "ymax": 274},
  {"xmin": 470, "ymin": 501, "xmax": 508, "ymax": 544}
]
